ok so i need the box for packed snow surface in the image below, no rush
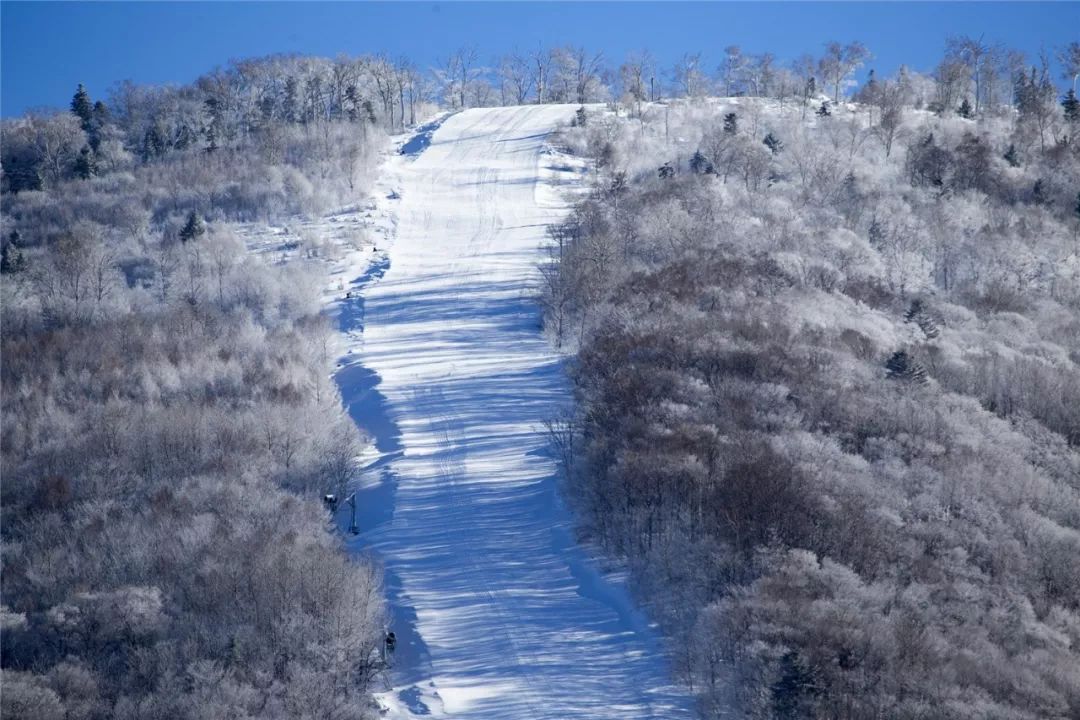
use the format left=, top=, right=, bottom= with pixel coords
left=331, top=105, right=695, bottom=718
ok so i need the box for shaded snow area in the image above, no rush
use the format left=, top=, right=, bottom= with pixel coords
left=324, top=105, right=696, bottom=718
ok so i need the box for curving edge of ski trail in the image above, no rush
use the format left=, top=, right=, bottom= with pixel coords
left=327, top=105, right=696, bottom=720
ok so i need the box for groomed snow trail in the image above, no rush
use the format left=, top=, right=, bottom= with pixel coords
left=337, top=105, right=695, bottom=719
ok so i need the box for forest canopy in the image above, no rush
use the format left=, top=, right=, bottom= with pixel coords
left=542, top=38, right=1080, bottom=720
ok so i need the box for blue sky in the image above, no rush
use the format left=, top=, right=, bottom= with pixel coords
left=2, top=2, right=1077, bottom=116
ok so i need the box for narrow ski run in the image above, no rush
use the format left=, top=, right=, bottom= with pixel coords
left=335, top=105, right=694, bottom=719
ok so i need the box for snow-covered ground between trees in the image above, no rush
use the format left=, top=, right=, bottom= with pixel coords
left=325, top=105, right=696, bottom=718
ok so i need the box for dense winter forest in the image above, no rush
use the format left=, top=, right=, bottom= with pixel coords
left=3, top=35, right=1080, bottom=720
left=544, top=39, right=1080, bottom=719
left=0, top=54, right=403, bottom=719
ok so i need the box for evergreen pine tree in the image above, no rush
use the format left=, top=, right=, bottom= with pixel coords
left=1003, top=144, right=1021, bottom=168
left=1032, top=179, right=1047, bottom=206
left=1063, top=89, right=1080, bottom=124
left=180, top=211, right=206, bottom=243
left=689, top=149, right=712, bottom=174
left=1, top=242, right=15, bottom=274
left=763, top=132, right=784, bottom=154
left=142, top=125, right=167, bottom=162
left=886, top=350, right=928, bottom=384
left=87, top=100, right=109, bottom=151
left=770, top=652, right=816, bottom=718
left=858, top=69, right=879, bottom=103
left=203, top=124, right=219, bottom=152
left=73, top=145, right=97, bottom=180
left=174, top=123, right=197, bottom=151
left=723, top=112, right=738, bottom=134
left=92, top=100, right=109, bottom=125
left=362, top=99, right=377, bottom=124
left=283, top=77, right=300, bottom=123
left=957, top=98, right=974, bottom=119
left=657, top=162, right=675, bottom=179
left=609, top=171, right=628, bottom=197
left=868, top=216, right=885, bottom=248
left=1, top=241, right=26, bottom=275
left=203, top=96, right=224, bottom=152
left=70, top=83, right=93, bottom=131
left=344, top=85, right=360, bottom=122
left=596, top=142, right=614, bottom=169
left=575, top=106, right=588, bottom=127
left=905, top=300, right=941, bottom=339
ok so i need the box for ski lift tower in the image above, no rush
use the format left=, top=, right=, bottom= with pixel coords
left=323, top=492, right=359, bottom=535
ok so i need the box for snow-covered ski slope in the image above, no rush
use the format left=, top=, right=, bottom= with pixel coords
left=335, top=105, right=695, bottom=718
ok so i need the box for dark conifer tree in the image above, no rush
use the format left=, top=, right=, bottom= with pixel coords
left=689, top=149, right=712, bottom=174
left=73, top=145, right=97, bottom=180
left=905, top=299, right=941, bottom=339
left=180, top=210, right=207, bottom=243
left=142, top=125, right=168, bottom=162
left=1, top=234, right=26, bottom=274
left=1063, top=89, right=1080, bottom=124
left=763, top=132, right=784, bottom=154
left=957, top=97, right=974, bottom=119
left=886, top=350, right=928, bottom=384
left=70, top=83, right=93, bottom=130
left=344, top=85, right=360, bottom=122
left=283, top=76, right=300, bottom=123
left=723, top=112, right=738, bottom=134
left=770, top=652, right=816, bottom=718
left=1003, top=143, right=1021, bottom=168
left=1032, top=179, right=1047, bottom=206
left=92, top=100, right=109, bottom=125
left=868, top=216, right=885, bottom=248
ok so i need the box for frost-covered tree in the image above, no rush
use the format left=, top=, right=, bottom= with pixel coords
left=544, top=87, right=1080, bottom=718
left=673, top=52, right=707, bottom=98
left=818, top=41, right=870, bottom=101
left=1059, top=40, right=1080, bottom=93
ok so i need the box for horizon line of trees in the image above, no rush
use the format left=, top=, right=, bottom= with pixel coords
left=4, top=39, right=1077, bottom=207
left=10, top=37, right=1080, bottom=122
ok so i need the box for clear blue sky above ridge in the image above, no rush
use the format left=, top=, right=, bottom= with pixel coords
left=2, top=1, right=1077, bottom=116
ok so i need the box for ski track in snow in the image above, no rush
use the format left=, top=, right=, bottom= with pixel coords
left=328, top=105, right=695, bottom=719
